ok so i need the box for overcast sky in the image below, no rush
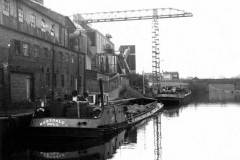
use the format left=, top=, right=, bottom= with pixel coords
left=45, top=0, right=240, bottom=79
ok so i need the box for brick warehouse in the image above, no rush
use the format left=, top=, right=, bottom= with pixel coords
left=0, top=0, right=86, bottom=109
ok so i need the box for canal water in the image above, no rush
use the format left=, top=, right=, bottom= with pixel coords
left=1, top=92, right=240, bottom=160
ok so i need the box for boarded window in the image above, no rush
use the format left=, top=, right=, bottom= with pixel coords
left=3, top=0, right=10, bottom=16
left=18, top=8, right=24, bottom=22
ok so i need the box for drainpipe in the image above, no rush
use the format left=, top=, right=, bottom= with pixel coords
left=83, top=37, right=87, bottom=93
left=2, top=63, right=8, bottom=112
left=83, top=53, right=86, bottom=93
left=77, top=39, right=80, bottom=93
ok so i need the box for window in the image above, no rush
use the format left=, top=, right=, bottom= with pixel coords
left=43, top=48, right=48, bottom=57
left=25, top=77, right=31, bottom=101
left=13, top=39, right=21, bottom=55
left=30, top=14, right=36, bottom=28
left=22, top=43, right=29, bottom=56
left=3, top=0, right=10, bottom=16
left=46, top=72, right=50, bottom=87
left=70, top=75, right=74, bottom=87
left=65, top=53, right=69, bottom=62
left=41, top=66, right=44, bottom=73
left=71, top=55, right=74, bottom=63
left=75, top=77, right=78, bottom=90
left=50, top=24, right=55, bottom=37
left=61, top=74, right=64, bottom=87
left=18, top=8, right=24, bottom=22
left=41, top=18, right=46, bottom=32
left=53, top=74, right=57, bottom=88
left=33, top=45, right=40, bottom=57
left=59, top=52, right=63, bottom=62
left=79, top=76, right=82, bottom=87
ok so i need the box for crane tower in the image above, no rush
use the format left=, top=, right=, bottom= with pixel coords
left=72, top=8, right=192, bottom=90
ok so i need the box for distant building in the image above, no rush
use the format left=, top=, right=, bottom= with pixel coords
left=119, top=45, right=136, bottom=73
left=75, top=28, right=120, bottom=93
left=144, top=72, right=180, bottom=87
left=86, top=30, right=116, bottom=74
left=162, top=72, right=179, bottom=81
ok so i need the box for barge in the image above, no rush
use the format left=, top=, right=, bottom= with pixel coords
left=155, top=89, right=191, bottom=106
left=28, top=97, right=162, bottom=138
left=28, top=81, right=163, bottom=138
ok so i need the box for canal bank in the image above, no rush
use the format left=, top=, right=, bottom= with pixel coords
left=0, top=112, right=32, bottom=159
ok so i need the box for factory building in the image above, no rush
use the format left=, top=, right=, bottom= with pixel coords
left=0, top=0, right=85, bottom=109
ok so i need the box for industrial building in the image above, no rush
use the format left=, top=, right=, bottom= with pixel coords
left=84, top=29, right=126, bottom=94
left=162, top=72, right=179, bottom=81
left=0, top=0, right=132, bottom=110
left=0, top=0, right=86, bottom=109
left=86, top=30, right=116, bottom=74
left=144, top=72, right=180, bottom=88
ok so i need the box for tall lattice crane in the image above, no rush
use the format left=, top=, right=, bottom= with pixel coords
left=72, top=8, right=193, bottom=90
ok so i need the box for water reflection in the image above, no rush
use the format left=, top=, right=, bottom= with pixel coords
left=153, top=116, right=162, bottom=160
left=30, top=130, right=126, bottom=160
left=162, top=103, right=240, bottom=160
left=124, top=127, right=137, bottom=144
left=162, top=105, right=180, bottom=117
left=0, top=126, right=141, bottom=160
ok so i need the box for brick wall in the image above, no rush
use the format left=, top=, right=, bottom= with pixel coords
left=10, top=73, right=32, bottom=102
left=0, top=0, right=88, bottom=107
left=0, top=26, right=85, bottom=104
left=0, top=0, right=70, bottom=46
